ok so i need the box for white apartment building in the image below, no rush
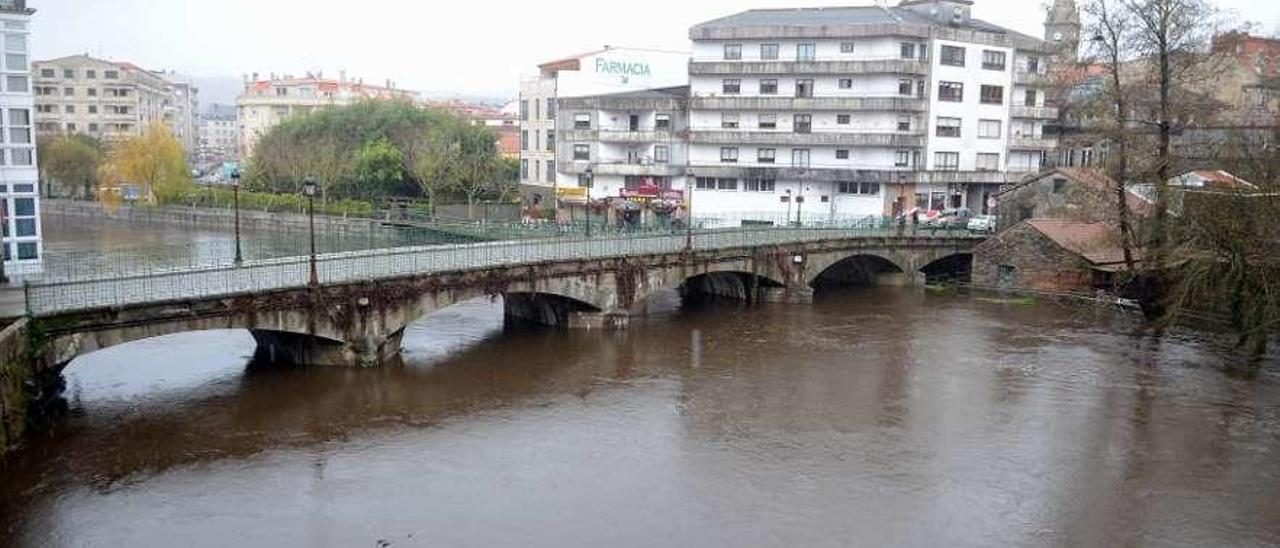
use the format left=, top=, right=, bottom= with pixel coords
left=0, top=0, right=40, bottom=272
left=160, top=74, right=199, bottom=155
left=236, top=73, right=419, bottom=159
left=32, top=54, right=172, bottom=141
left=555, top=0, right=1071, bottom=223
left=198, top=104, right=237, bottom=162
left=518, top=47, right=689, bottom=209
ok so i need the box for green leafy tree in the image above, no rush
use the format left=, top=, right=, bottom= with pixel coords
left=350, top=137, right=405, bottom=199
left=37, top=134, right=103, bottom=198
left=100, top=123, right=192, bottom=205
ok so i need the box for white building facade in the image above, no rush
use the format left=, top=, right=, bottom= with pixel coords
left=518, top=47, right=690, bottom=209
left=0, top=0, right=39, bottom=272
left=554, top=1, right=1061, bottom=225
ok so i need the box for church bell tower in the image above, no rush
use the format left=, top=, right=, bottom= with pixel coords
left=1045, top=0, right=1081, bottom=65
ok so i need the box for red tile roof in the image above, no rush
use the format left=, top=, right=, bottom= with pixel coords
left=1025, top=219, right=1132, bottom=267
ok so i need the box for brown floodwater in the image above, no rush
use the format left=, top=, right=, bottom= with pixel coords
left=1, top=285, right=1277, bottom=548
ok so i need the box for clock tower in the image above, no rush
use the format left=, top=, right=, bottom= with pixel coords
left=1045, top=0, right=1081, bottom=65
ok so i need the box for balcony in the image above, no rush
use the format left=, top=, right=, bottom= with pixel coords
left=562, top=161, right=685, bottom=177
left=684, top=165, right=1033, bottom=185
left=561, top=129, right=681, bottom=144
left=688, top=130, right=925, bottom=148
left=1008, top=136, right=1058, bottom=150
left=1010, top=105, right=1060, bottom=120
left=1013, top=71, right=1052, bottom=87
left=689, top=96, right=927, bottom=112
left=690, top=59, right=928, bottom=76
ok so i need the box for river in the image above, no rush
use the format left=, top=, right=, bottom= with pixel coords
left=1, top=215, right=1278, bottom=547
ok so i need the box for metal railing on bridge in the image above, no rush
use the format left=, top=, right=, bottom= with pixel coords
left=25, top=218, right=980, bottom=316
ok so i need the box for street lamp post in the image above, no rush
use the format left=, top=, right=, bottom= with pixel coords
left=231, top=169, right=243, bottom=265
left=303, top=176, right=319, bottom=288
left=584, top=165, right=594, bottom=240
left=0, top=198, right=9, bottom=286
left=685, top=169, right=695, bottom=251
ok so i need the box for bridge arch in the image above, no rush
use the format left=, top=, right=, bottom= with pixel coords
left=806, top=252, right=909, bottom=288
left=920, top=253, right=974, bottom=283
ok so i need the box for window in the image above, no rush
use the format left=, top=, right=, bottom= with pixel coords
left=38, top=68, right=52, bottom=78
left=837, top=182, right=881, bottom=195
left=66, top=123, right=76, bottom=132
left=840, top=42, right=855, bottom=53
left=976, top=153, right=1000, bottom=172
left=797, top=43, right=816, bottom=62
left=982, top=50, right=1007, bottom=71
left=792, top=148, right=811, bottom=168
left=759, top=79, right=778, bottom=95
left=547, top=98, right=556, bottom=119
left=716, top=178, right=738, bottom=191
left=935, top=152, right=960, bottom=171
left=17, top=242, right=37, bottom=261
left=63, top=87, right=74, bottom=96
left=724, top=44, right=742, bottom=60
left=86, top=69, right=96, bottom=79
left=936, top=117, right=961, bottom=138
left=573, top=113, right=591, bottom=129
left=695, top=177, right=716, bottom=190
left=793, top=114, right=811, bottom=133
left=547, top=161, right=556, bottom=182
left=1025, top=89, right=1038, bottom=107
left=88, top=123, right=98, bottom=132
left=838, top=78, right=853, bottom=89
left=4, top=34, right=24, bottom=53
left=573, top=144, right=590, bottom=161
left=3, top=53, right=24, bottom=71
left=723, top=79, right=741, bottom=95
left=10, top=149, right=31, bottom=165
left=745, top=178, right=776, bottom=192
left=520, top=130, right=529, bottom=150
left=720, top=147, right=739, bottom=163
left=980, top=85, right=1004, bottom=105
left=534, top=100, right=540, bottom=120
left=520, top=100, right=528, bottom=120
left=900, top=42, right=916, bottom=60
left=87, top=87, right=96, bottom=96
left=758, top=113, right=777, bottom=129
left=1027, top=56, right=1040, bottom=73
left=655, top=114, right=671, bottom=130
left=978, top=119, right=1002, bottom=139
left=761, top=44, right=779, bottom=60
left=941, top=45, right=966, bottom=67
left=795, top=79, right=813, bottom=98
left=721, top=112, right=739, bottom=129
left=939, top=81, right=964, bottom=102
left=63, top=68, right=74, bottom=78
left=5, top=75, right=25, bottom=93
left=655, top=146, right=669, bottom=163
left=534, top=160, right=541, bottom=182
left=64, top=105, right=74, bottom=114
left=104, top=70, right=119, bottom=79
left=898, top=79, right=913, bottom=96
left=895, top=150, right=911, bottom=167
left=837, top=114, right=851, bottom=125
left=998, top=265, right=1016, bottom=284
left=1053, top=177, right=1068, bottom=194
left=546, top=130, right=555, bottom=151
left=897, top=116, right=912, bottom=132
left=757, top=148, right=776, bottom=164
left=836, top=149, right=850, bottom=160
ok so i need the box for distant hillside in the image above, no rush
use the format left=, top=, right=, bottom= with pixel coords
left=189, top=75, right=243, bottom=110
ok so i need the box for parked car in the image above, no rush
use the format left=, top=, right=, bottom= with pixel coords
left=967, top=215, right=997, bottom=233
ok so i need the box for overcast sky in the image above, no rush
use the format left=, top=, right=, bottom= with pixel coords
left=33, top=0, right=1280, bottom=100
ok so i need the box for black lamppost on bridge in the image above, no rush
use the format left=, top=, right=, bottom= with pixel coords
left=303, top=176, right=319, bottom=288
left=584, top=165, right=594, bottom=240
left=685, top=168, right=695, bottom=251
left=231, top=168, right=243, bottom=265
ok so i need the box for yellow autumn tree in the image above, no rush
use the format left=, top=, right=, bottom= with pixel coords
left=99, top=123, right=192, bottom=205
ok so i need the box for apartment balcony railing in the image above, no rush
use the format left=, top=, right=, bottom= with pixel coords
left=561, top=129, right=682, bottom=144
left=690, top=59, right=929, bottom=76
left=1009, top=105, right=1060, bottom=120
left=1008, top=136, right=1058, bottom=150
left=1013, top=71, right=1052, bottom=86
left=689, top=95, right=927, bottom=112
left=562, top=161, right=685, bottom=177
left=688, top=130, right=926, bottom=148
left=685, top=165, right=1033, bottom=185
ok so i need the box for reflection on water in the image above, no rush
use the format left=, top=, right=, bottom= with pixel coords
left=1, top=288, right=1279, bottom=548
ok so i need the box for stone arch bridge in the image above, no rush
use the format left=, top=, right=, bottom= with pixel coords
left=25, top=230, right=977, bottom=370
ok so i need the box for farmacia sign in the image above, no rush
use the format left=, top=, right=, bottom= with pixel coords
left=594, top=57, right=651, bottom=84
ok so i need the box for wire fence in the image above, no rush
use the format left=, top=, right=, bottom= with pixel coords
left=26, top=221, right=979, bottom=317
